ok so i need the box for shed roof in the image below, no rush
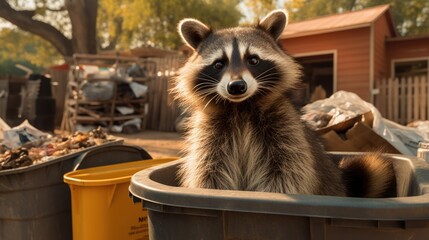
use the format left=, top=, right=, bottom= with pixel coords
left=281, top=4, right=396, bottom=39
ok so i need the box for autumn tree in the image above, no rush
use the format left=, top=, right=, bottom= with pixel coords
left=99, top=0, right=242, bottom=50
left=241, top=0, right=277, bottom=23
left=0, top=0, right=242, bottom=64
left=0, top=28, right=62, bottom=66
left=0, top=0, right=97, bottom=62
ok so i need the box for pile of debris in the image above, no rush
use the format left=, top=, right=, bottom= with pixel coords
left=302, top=91, right=428, bottom=156
left=0, top=121, right=114, bottom=170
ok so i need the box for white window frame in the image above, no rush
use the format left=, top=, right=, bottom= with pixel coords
left=391, top=57, right=429, bottom=80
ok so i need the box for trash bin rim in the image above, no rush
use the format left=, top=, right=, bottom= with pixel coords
left=129, top=154, right=429, bottom=221
left=64, top=158, right=178, bottom=186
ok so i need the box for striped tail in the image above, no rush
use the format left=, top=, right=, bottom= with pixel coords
left=339, top=154, right=397, bottom=198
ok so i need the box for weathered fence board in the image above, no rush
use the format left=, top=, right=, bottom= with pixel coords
left=375, top=75, right=428, bottom=125
left=146, top=56, right=186, bottom=131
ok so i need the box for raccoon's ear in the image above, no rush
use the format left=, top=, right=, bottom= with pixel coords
left=258, top=10, right=288, bottom=40
left=178, top=18, right=211, bottom=50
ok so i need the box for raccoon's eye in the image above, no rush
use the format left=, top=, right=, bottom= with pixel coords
left=213, top=61, right=225, bottom=70
left=247, top=56, right=260, bottom=66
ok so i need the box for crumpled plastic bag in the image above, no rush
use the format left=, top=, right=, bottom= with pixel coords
left=0, top=117, right=11, bottom=141
left=1, top=120, right=51, bottom=149
left=302, top=91, right=424, bottom=156
left=407, top=121, right=429, bottom=140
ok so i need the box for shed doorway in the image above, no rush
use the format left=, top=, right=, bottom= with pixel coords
left=294, top=53, right=334, bottom=105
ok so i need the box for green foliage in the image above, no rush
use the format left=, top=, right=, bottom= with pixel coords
left=98, top=0, right=243, bottom=50
left=1, top=0, right=243, bottom=56
left=145, top=0, right=243, bottom=49
left=0, top=59, right=45, bottom=77
left=358, top=0, right=429, bottom=35
left=241, top=0, right=277, bottom=23
left=0, top=28, right=62, bottom=68
left=284, top=0, right=429, bottom=36
left=2, top=0, right=426, bottom=64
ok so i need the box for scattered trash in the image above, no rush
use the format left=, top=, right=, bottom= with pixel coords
left=116, top=106, right=135, bottom=115
left=0, top=117, right=10, bottom=141
left=1, top=120, right=50, bottom=149
left=111, top=118, right=142, bottom=133
left=129, top=82, right=148, bottom=98
left=81, top=81, right=115, bottom=101
left=0, top=123, right=115, bottom=170
left=302, top=91, right=425, bottom=155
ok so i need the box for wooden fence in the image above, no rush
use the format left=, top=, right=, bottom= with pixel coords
left=374, top=75, right=428, bottom=125
left=145, top=56, right=186, bottom=131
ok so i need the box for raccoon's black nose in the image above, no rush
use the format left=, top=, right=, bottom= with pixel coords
left=227, top=80, right=247, bottom=95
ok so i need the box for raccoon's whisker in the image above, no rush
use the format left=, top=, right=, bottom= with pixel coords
left=254, top=67, right=276, bottom=79
left=257, top=89, right=272, bottom=98
left=256, top=74, right=282, bottom=82
left=193, top=82, right=211, bottom=88
left=202, top=94, right=217, bottom=112
left=194, top=84, right=217, bottom=91
left=256, top=84, right=276, bottom=95
left=257, top=72, right=282, bottom=79
left=199, top=72, right=219, bottom=82
left=195, top=89, right=215, bottom=97
left=256, top=80, right=281, bottom=87
left=257, top=78, right=281, bottom=84
left=194, top=82, right=217, bottom=89
left=193, top=83, right=216, bottom=91
left=215, top=95, right=223, bottom=104
left=196, top=86, right=217, bottom=93
left=254, top=66, right=278, bottom=79
left=257, top=81, right=278, bottom=89
left=258, top=79, right=278, bottom=85
left=197, top=91, right=216, bottom=101
left=256, top=86, right=271, bottom=94
left=257, top=84, right=275, bottom=89
left=196, top=77, right=218, bottom=83
left=197, top=87, right=217, bottom=99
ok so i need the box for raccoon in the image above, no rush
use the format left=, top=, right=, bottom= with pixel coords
left=174, top=10, right=396, bottom=197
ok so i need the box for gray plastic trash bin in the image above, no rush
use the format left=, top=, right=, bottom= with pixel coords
left=0, top=140, right=122, bottom=240
left=129, top=153, right=429, bottom=240
left=73, top=144, right=152, bottom=170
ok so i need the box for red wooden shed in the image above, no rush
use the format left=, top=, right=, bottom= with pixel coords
left=280, top=4, right=429, bottom=104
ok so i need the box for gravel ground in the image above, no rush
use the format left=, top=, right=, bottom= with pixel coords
left=112, top=130, right=185, bottom=159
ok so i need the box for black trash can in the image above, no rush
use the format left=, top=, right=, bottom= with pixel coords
left=29, top=74, right=56, bottom=132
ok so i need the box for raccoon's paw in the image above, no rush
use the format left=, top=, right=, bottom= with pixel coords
left=339, top=154, right=397, bottom=198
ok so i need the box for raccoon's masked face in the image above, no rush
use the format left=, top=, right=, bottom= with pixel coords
left=176, top=10, right=300, bottom=110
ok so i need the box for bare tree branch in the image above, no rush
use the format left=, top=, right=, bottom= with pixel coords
left=20, top=10, right=36, bottom=18
left=0, top=0, right=73, bottom=57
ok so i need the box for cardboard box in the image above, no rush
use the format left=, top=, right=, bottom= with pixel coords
left=318, top=112, right=400, bottom=153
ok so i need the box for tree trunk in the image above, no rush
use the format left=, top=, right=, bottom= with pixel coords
left=65, top=0, right=98, bottom=54
left=0, top=0, right=99, bottom=62
left=0, top=0, right=73, bottom=58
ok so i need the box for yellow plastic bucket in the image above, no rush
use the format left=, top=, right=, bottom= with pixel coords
left=64, top=158, right=177, bottom=240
